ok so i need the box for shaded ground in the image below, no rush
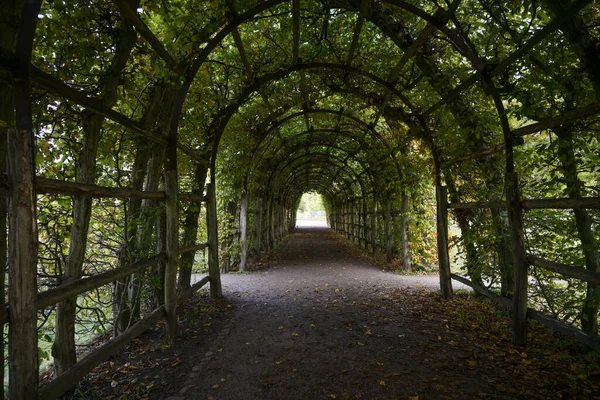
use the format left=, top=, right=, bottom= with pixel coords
left=77, top=226, right=600, bottom=400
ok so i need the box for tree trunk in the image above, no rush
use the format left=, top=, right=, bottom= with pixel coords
left=491, top=208, right=513, bottom=297
left=436, top=183, right=453, bottom=298
left=54, top=7, right=137, bottom=370
left=206, top=182, right=222, bottom=299
left=178, top=163, right=208, bottom=290
left=555, top=127, right=600, bottom=333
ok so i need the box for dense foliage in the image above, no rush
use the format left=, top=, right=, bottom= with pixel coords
left=1, top=0, right=599, bottom=395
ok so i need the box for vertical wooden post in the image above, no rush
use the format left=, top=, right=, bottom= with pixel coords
left=363, top=201, right=368, bottom=250
left=371, top=201, right=377, bottom=254
left=385, top=197, right=392, bottom=264
left=206, top=182, right=222, bottom=299
left=7, top=129, right=39, bottom=399
left=401, top=190, right=411, bottom=270
left=436, top=184, right=453, bottom=298
left=269, top=198, right=275, bottom=249
left=349, top=200, right=354, bottom=240
left=0, top=109, right=8, bottom=399
left=163, top=168, right=178, bottom=340
left=507, top=172, right=528, bottom=345
left=239, top=191, right=248, bottom=271
left=254, top=198, right=262, bottom=263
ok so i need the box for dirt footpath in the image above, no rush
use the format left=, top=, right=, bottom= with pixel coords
left=166, top=227, right=505, bottom=400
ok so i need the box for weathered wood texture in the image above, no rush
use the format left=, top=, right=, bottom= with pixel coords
left=39, top=306, right=166, bottom=400
left=528, top=255, right=600, bottom=285
left=177, top=275, right=211, bottom=302
left=36, top=254, right=166, bottom=313
left=37, top=177, right=166, bottom=200
left=521, top=197, right=600, bottom=210
left=8, top=128, right=39, bottom=399
left=164, top=169, right=179, bottom=340
left=451, top=274, right=600, bottom=350
left=506, top=173, right=528, bottom=346
left=179, top=242, right=209, bottom=255
left=206, top=183, right=222, bottom=299
left=436, top=184, right=453, bottom=298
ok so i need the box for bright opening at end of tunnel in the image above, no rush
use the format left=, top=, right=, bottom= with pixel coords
left=296, top=192, right=328, bottom=228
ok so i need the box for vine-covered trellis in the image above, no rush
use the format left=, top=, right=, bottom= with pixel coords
left=1, top=0, right=599, bottom=398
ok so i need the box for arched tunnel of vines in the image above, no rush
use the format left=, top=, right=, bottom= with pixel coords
left=1, top=0, right=600, bottom=398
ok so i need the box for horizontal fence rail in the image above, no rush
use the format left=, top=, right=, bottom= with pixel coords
left=451, top=274, right=600, bottom=350
left=39, top=306, right=167, bottom=400
left=448, top=197, right=600, bottom=210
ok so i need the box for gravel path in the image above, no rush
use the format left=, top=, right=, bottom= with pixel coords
left=168, top=226, right=477, bottom=400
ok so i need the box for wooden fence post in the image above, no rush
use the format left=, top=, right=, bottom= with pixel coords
left=7, top=129, right=39, bottom=399
left=401, top=190, right=411, bottom=270
left=254, top=198, right=262, bottom=263
left=239, top=191, right=248, bottom=271
left=385, top=197, right=392, bottom=264
left=206, top=182, right=222, bottom=299
left=371, top=201, right=378, bottom=254
left=363, top=201, right=368, bottom=250
left=436, top=184, right=453, bottom=298
left=163, top=168, right=178, bottom=340
left=507, top=172, right=528, bottom=346
left=349, top=200, right=354, bottom=240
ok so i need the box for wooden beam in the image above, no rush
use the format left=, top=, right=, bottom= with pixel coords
left=436, top=184, right=452, bottom=298
left=506, top=173, right=528, bottom=346
left=443, top=144, right=505, bottom=167
left=423, top=0, right=593, bottom=117
left=178, top=242, right=209, bottom=255
left=231, top=28, right=274, bottom=113
left=442, top=103, right=600, bottom=167
left=528, top=255, right=600, bottom=285
left=180, top=192, right=207, bottom=203
left=522, top=197, right=600, bottom=210
left=385, top=197, right=392, bottom=264
left=206, top=183, right=222, bottom=298
left=7, top=129, right=39, bottom=400
left=36, top=177, right=166, bottom=200
left=346, top=0, right=369, bottom=65
left=371, top=0, right=459, bottom=126
left=239, top=191, right=249, bottom=271
left=111, top=0, right=183, bottom=75
left=254, top=198, right=263, bottom=263
left=450, top=273, right=512, bottom=309
left=0, top=57, right=208, bottom=166
left=39, top=306, right=166, bottom=399
left=164, top=169, right=179, bottom=341
left=513, top=103, right=600, bottom=137
left=451, top=273, right=600, bottom=350
left=448, top=200, right=505, bottom=210
left=34, top=254, right=166, bottom=313
left=292, top=0, right=300, bottom=64
left=177, top=275, right=211, bottom=302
